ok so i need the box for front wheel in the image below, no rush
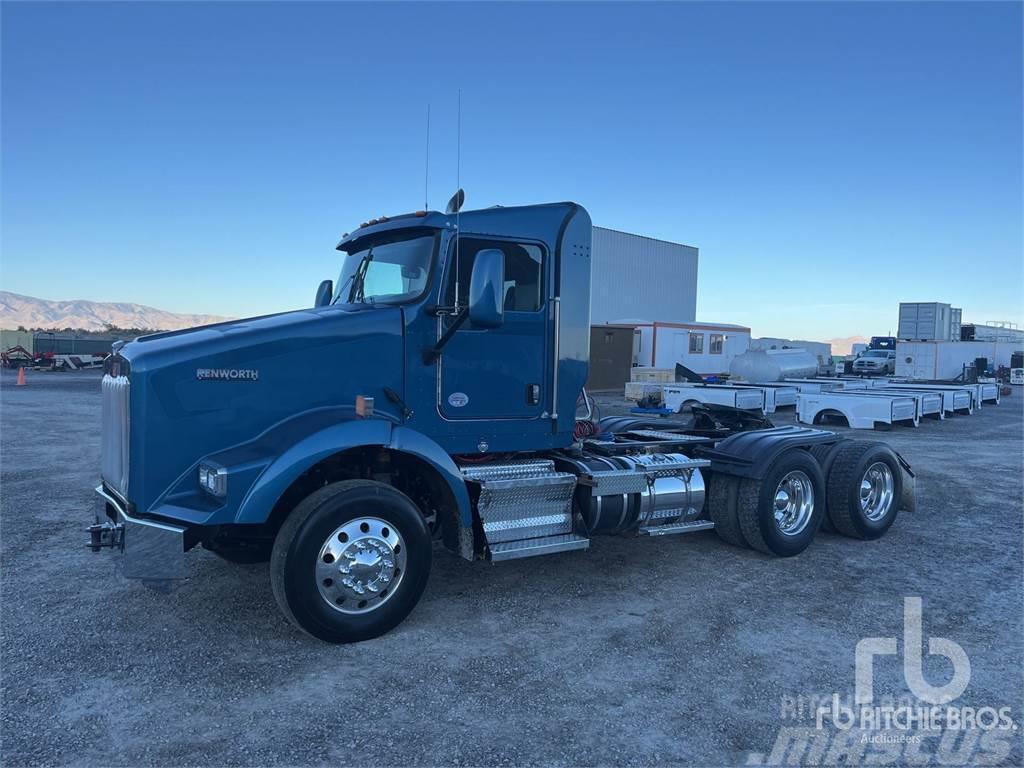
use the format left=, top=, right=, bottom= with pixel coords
left=270, top=480, right=432, bottom=643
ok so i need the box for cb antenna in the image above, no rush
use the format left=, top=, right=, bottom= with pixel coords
left=424, top=104, right=430, bottom=211
left=454, top=89, right=462, bottom=310
left=443, top=95, right=465, bottom=309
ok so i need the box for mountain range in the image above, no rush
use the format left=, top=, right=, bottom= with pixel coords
left=1, top=290, right=868, bottom=354
left=0, top=291, right=232, bottom=332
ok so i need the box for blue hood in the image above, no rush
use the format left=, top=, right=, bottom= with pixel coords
left=119, top=304, right=404, bottom=512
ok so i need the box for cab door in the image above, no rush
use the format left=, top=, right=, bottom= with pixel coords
left=437, top=237, right=548, bottom=420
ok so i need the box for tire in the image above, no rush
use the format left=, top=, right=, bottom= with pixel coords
left=826, top=441, right=902, bottom=540
left=677, top=399, right=700, bottom=415
left=707, top=472, right=747, bottom=548
left=809, top=441, right=851, bottom=533
left=735, top=450, right=825, bottom=557
left=270, top=479, right=432, bottom=643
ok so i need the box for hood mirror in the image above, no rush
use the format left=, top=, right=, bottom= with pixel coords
left=314, top=279, right=333, bottom=308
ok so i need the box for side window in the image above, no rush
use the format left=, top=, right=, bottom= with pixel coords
left=446, top=238, right=544, bottom=311
left=709, top=334, right=724, bottom=354
left=689, top=332, right=704, bottom=354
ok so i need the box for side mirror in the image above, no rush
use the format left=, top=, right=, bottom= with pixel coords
left=468, top=249, right=504, bottom=329
left=314, top=279, right=333, bottom=308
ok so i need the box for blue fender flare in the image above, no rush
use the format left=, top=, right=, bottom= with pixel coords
left=233, top=419, right=472, bottom=528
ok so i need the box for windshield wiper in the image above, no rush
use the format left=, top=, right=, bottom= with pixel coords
left=345, top=248, right=375, bottom=304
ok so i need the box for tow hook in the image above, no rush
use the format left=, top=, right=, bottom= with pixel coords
left=87, top=520, right=124, bottom=552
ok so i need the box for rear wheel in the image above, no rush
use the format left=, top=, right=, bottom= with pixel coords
left=735, top=450, right=825, bottom=557
left=826, top=442, right=902, bottom=539
left=270, top=480, right=432, bottom=643
left=809, top=441, right=850, bottom=533
left=707, top=472, right=747, bottom=548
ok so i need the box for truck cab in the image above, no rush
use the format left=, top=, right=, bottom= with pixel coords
left=90, top=198, right=913, bottom=643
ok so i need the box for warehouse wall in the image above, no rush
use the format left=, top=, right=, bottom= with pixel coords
left=590, top=227, right=697, bottom=325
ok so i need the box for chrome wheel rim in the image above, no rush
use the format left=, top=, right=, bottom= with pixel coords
left=859, top=462, right=894, bottom=522
left=316, top=517, right=406, bottom=615
left=773, top=470, right=814, bottom=536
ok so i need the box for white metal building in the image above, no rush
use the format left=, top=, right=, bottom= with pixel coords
left=590, top=227, right=698, bottom=325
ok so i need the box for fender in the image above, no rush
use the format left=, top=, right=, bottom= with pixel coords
left=698, top=425, right=839, bottom=480
left=234, top=420, right=472, bottom=528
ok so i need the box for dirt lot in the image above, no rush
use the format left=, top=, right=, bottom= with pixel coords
left=2, top=369, right=1022, bottom=767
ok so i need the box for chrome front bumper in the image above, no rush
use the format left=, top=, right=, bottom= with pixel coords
left=90, top=485, right=187, bottom=580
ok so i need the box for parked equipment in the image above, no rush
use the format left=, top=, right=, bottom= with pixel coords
left=844, top=389, right=944, bottom=422
left=726, top=382, right=798, bottom=413
left=729, top=348, right=817, bottom=383
left=796, top=391, right=920, bottom=429
left=88, top=197, right=915, bottom=644
left=662, top=383, right=766, bottom=414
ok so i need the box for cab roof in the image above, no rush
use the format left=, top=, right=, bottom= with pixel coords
left=336, top=201, right=584, bottom=251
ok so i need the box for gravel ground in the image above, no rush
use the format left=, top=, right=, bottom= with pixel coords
left=1, top=369, right=1022, bottom=767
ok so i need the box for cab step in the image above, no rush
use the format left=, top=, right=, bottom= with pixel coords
left=488, top=533, right=590, bottom=562
left=461, top=459, right=579, bottom=557
left=639, top=520, right=715, bottom=536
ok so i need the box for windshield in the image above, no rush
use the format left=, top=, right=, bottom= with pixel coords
left=864, top=350, right=890, bottom=358
left=334, top=230, right=436, bottom=305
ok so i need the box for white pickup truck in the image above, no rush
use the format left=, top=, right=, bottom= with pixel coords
left=853, top=349, right=896, bottom=376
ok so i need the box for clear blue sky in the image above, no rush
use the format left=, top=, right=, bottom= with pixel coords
left=2, top=1, right=1021, bottom=342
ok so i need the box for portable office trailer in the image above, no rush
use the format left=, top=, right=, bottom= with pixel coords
left=898, top=302, right=954, bottom=341
left=625, top=321, right=751, bottom=376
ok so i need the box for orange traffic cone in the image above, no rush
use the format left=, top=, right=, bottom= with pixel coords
left=16, top=367, right=26, bottom=386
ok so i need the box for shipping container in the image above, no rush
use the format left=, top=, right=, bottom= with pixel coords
left=898, top=302, right=954, bottom=341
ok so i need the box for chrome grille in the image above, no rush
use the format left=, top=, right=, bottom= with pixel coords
left=101, top=374, right=130, bottom=498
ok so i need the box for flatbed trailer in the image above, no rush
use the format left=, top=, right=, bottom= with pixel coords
left=662, top=383, right=766, bottom=414
left=797, top=390, right=920, bottom=429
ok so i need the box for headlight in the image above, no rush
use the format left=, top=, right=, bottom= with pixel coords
left=198, top=463, right=227, bottom=498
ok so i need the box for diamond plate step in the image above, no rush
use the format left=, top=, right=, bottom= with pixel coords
left=639, top=520, right=715, bottom=536
left=488, top=533, right=590, bottom=562
left=462, top=460, right=578, bottom=546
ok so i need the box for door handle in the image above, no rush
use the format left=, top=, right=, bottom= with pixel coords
left=526, top=384, right=540, bottom=405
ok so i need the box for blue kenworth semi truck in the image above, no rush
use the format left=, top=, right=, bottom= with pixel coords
left=89, top=199, right=914, bottom=643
